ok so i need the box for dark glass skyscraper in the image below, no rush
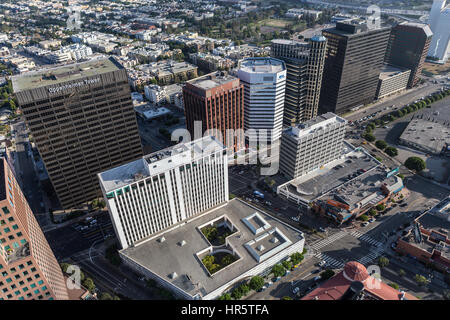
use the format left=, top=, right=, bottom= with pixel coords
left=271, top=36, right=327, bottom=126
left=385, top=22, right=433, bottom=88
left=12, top=58, right=143, bottom=210
left=319, top=21, right=391, bottom=115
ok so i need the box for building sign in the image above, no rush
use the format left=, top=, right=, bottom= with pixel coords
left=386, top=167, right=399, bottom=178
left=48, top=78, right=100, bottom=94
left=326, top=199, right=350, bottom=210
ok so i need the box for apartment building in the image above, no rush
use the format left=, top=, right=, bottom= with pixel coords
left=98, top=136, right=229, bottom=249
left=279, top=112, right=347, bottom=180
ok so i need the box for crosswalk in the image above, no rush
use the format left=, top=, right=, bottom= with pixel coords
left=349, top=230, right=383, bottom=247
left=355, top=246, right=384, bottom=266
left=309, top=231, right=348, bottom=251
left=315, top=252, right=345, bottom=269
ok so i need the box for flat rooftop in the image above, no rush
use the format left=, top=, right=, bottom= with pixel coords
left=11, top=57, right=121, bottom=93
left=279, top=143, right=380, bottom=202
left=239, top=57, right=285, bottom=74
left=399, top=118, right=450, bottom=154
left=379, top=64, right=410, bottom=80
left=120, top=199, right=304, bottom=299
left=284, top=112, right=347, bottom=140
left=187, top=72, right=237, bottom=90
left=99, top=136, right=225, bottom=193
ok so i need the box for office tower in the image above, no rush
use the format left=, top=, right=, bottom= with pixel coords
left=0, top=158, right=69, bottom=300
left=319, top=20, right=391, bottom=115
left=98, top=136, right=228, bottom=249
left=385, top=22, right=433, bottom=88
left=271, top=36, right=327, bottom=126
left=183, top=72, right=245, bottom=152
left=427, top=0, right=450, bottom=63
left=279, top=112, right=347, bottom=180
left=12, top=58, right=143, bottom=210
left=237, top=57, right=286, bottom=143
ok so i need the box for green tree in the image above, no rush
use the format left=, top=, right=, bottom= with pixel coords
left=219, top=293, right=232, bottom=300
left=378, top=256, right=389, bottom=268
left=320, top=269, right=335, bottom=281
left=363, top=132, right=376, bottom=142
left=282, top=260, right=292, bottom=271
left=389, top=282, right=399, bottom=290
left=385, top=146, right=398, bottom=157
left=414, top=274, right=428, bottom=286
left=398, top=269, right=406, bottom=277
left=272, top=264, right=286, bottom=277
left=375, top=140, right=388, bottom=150
left=398, top=173, right=405, bottom=180
left=290, top=252, right=304, bottom=265
left=359, top=214, right=369, bottom=221
left=82, top=278, right=96, bottom=293
left=60, top=263, right=70, bottom=273
left=405, top=157, right=426, bottom=172
left=100, top=292, right=113, bottom=300
left=281, top=296, right=293, bottom=300
left=369, top=209, right=377, bottom=216
left=249, top=276, right=265, bottom=291
left=376, top=204, right=386, bottom=211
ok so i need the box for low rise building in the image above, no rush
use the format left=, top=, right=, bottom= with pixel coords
left=376, top=64, right=411, bottom=99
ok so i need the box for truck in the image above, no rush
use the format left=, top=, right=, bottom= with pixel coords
left=253, top=190, right=265, bottom=199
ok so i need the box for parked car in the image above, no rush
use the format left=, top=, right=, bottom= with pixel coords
left=400, top=203, right=408, bottom=208
left=318, top=260, right=327, bottom=268
left=312, top=269, right=320, bottom=274
left=313, top=276, right=321, bottom=282
left=292, top=287, right=300, bottom=294
left=361, top=222, right=369, bottom=227
left=368, top=218, right=375, bottom=223
left=318, top=227, right=326, bottom=233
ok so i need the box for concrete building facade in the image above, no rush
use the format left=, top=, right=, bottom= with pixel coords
left=279, top=112, right=347, bottom=180
left=98, top=136, right=229, bottom=249
left=376, top=65, right=411, bottom=99
left=12, top=58, right=143, bottom=210
left=237, top=57, right=286, bottom=143
left=0, top=158, right=69, bottom=300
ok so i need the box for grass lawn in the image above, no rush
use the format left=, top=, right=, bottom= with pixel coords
left=422, top=60, right=450, bottom=75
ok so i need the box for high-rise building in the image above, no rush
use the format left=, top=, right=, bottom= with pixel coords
left=319, top=20, right=391, bottom=115
left=271, top=36, right=327, bottom=126
left=427, top=0, right=450, bottom=63
left=237, top=57, right=286, bottom=143
left=98, top=136, right=229, bottom=249
left=0, top=157, right=69, bottom=300
left=183, top=72, right=245, bottom=152
left=385, top=22, right=433, bottom=88
left=279, top=112, right=347, bottom=180
left=12, top=58, right=143, bottom=210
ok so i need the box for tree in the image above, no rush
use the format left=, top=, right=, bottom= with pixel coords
left=389, top=282, right=399, bottom=290
left=398, top=269, right=406, bottom=277
left=385, top=146, right=398, bottom=157
left=281, top=296, right=293, bottom=300
left=375, top=140, right=388, bottom=150
left=282, top=260, right=292, bottom=271
left=376, top=204, right=385, bottom=211
left=405, top=157, right=426, bottom=172
left=249, top=276, right=265, bottom=291
left=60, top=263, right=70, bottom=273
left=378, top=256, right=389, bottom=268
left=363, top=132, right=376, bottom=142
left=100, top=292, right=113, bottom=300
left=398, top=173, right=405, bottom=180
left=414, top=274, right=428, bottom=286
left=82, top=278, right=96, bottom=293
left=272, top=264, right=286, bottom=277
left=320, top=269, right=335, bottom=281
left=359, top=214, right=369, bottom=221
left=290, top=252, right=304, bottom=265
left=219, top=293, right=232, bottom=300
left=369, top=209, right=377, bottom=216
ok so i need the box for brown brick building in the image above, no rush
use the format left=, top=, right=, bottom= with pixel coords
left=0, top=157, right=69, bottom=300
left=183, top=72, right=244, bottom=152
left=12, top=58, right=143, bottom=210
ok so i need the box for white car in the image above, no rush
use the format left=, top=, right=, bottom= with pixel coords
left=291, top=216, right=299, bottom=222
left=292, top=287, right=300, bottom=294
left=318, top=260, right=327, bottom=267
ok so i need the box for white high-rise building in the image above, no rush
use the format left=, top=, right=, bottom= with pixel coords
left=428, top=0, right=450, bottom=63
left=279, top=112, right=347, bottom=180
left=238, top=57, right=286, bottom=143
left=98, top=136, right=229, bottom=249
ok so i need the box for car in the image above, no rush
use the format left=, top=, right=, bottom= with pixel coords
left=361, top=222, right=369, bottom=227
left=318, top=260, right=327, bottom=268
left=292, top=287, right=300, bottom=294
left=368, top=218, right=375, bottom=223
left=318, top=227, right=326, bottom=232
left=313, top=276, right=321, bottom=282
left=312, top=269, right=320, bottom=274
left=400, top=203, right=408, bottom=207
left=291, top=216, right=300, bottom=222
left=274, top=276, right=282, bottom=282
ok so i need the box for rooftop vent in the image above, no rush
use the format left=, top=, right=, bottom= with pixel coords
left=256, top=244, right=265, bottom=251
left=270, top=237, right=279, bottom=244
left=179, top=240, right=186, bottom=246
left=169, top=272, right=178, bottom=279
left=158, top=236, right=166, bottom=243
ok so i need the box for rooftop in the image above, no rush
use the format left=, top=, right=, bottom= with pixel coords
left=186, top=71, right=238, bottom=91
left=11, top=57, right=121, bottom=93
left=284, top=112, right=347, bottom=140
left=379, top=64, right=410, bottom=80
left=98, top=136, right=225, bottom=193
left=120, top=199, right=304, bottom=299
left=239, top=57, right=285, bottom=74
